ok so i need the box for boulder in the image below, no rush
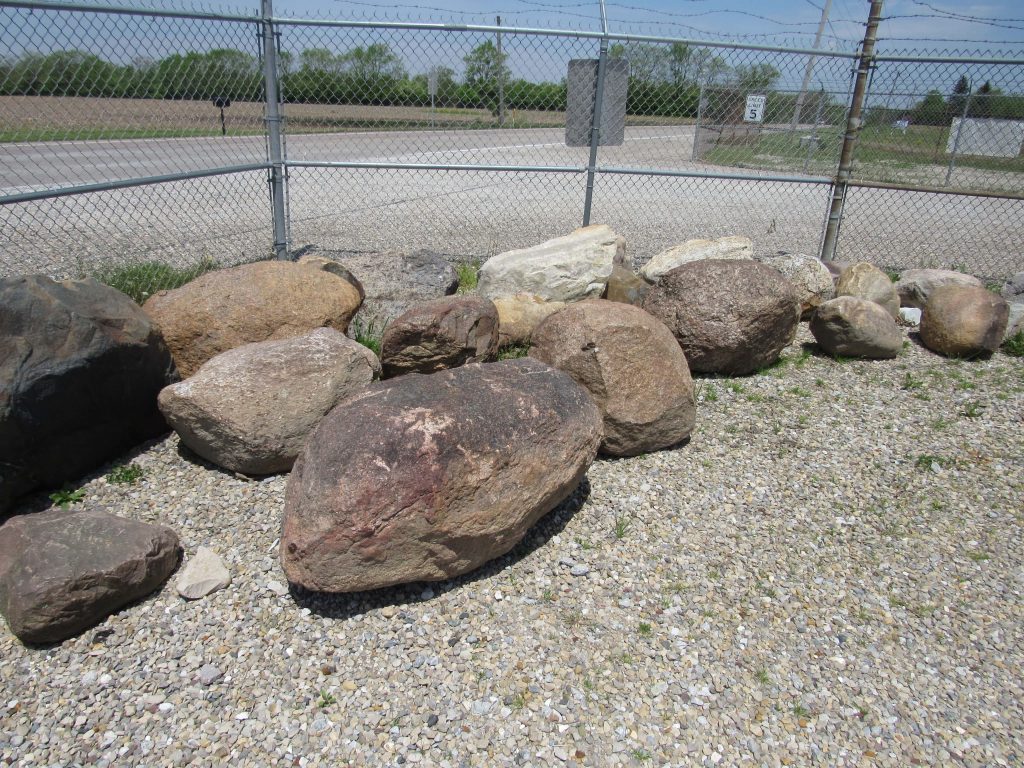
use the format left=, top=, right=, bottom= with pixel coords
left=895, top=268, right=983, bottom=309
left=0, top=508, right=180, bottom=643
left=297, top=254, right=365, bottom=302
left=640, top=236, right=753, bottom=284
left=143, top=260, right=362, bottom=378
left=603, top=264, right=650, bottom=306
left=380, top=296, right=499, bottom=378
left=920, top=285, right=1009, bottom=357
left=810, top=297, right=903, bottom=359
left=640, top=260, right=801, bottom=375
left=1005, top=301, right=1024, bottom=341
left=492, top=294, right=566, bottom=348
left=176, top=546, right=231, bottom=600
left=477, top=225, right=628, bottom=302
left=529, top=300, right=695, bottom=457
left=159, top=328, right=379, bottom=475
left=821, top=259, right=853, bottom=281
left=322, top=249, right=459, bottom=333
left=834, top=263, right=900, bottom=319
left=280, top=358, right=602, bottom=593
left=1000, top=271, right=1024, bottom=302
left=0, top=276, right=177, bottom=513
left=759, top=253, right=834, bottom=318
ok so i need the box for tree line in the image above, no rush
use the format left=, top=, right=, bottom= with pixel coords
left=0, top=41, right=864, bottom=122
left=867, top=75, right=1024, bottom=127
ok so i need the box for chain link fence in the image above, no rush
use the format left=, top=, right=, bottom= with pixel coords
left=1, top=0, right=1022, bottom=300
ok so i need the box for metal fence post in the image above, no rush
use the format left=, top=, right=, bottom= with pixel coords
left=581, top=0, right=609, bottom=227
left=820, top=0, right=883, bottom=263
left=261, top=0, right=289, bottom=260
left=945, top=81, right=972, bottom=186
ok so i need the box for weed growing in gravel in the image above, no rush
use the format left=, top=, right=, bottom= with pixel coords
left=901, top=372, right=924, bottom=390
left=1003, top=331, right=1024, bottom=357
left=351, top=318, right=384, bottom=357
left=884, top=268, right=900, bottom=282
left=814, top=377, right=826, bottom=387
left=630, top=748, right=653, bottom=762
left=725, top=381, right=745, bottom=394
left=967, top=550, right=991, bottom=562
left=542, top=588, right=555, bottom=602
left=613, top=515, right=630, bottom=539
left=497, top=344, right=530, bottom=360
left=317, top=690, right=336, bottom=708
left=575, top=537, right=593, bottom=551
left=106, top=463, right=144, bottom=484
left=756, top=581, right=778, bottom=598
left=788, top=386, right=811, bottom=398
left=915, top=454, right=958, bottom=471
left=93, top=258, right=217, bottom=304
left=931, top=417, right=949, bottom=430
left=49, top=488, right=86, bottom=508
left=509, top=692, right=526, bottom=710
left=792, top=703, right=811, bottom=719
left=637, top=622, right=653, bottom=637
left=746, top=392, right=766, bottom=403
left=456, top=260, right=480, bottom=293
left=700, top=382, right=719, bottom=402
left=755, top=669, right=771, bottom=685
left=961, top=401, right=985, bottom=418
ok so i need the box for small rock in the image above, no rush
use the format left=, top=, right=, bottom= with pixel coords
left=176, top=547, right=231, bottom=600
left=266, top=580, right=288, bottom=597
left=570, top=565, right=590, bottom=577
left=198, top=664, right=223, bottom=686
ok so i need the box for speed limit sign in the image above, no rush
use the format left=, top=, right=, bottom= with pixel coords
left=744, top=94, right=767, bottom=123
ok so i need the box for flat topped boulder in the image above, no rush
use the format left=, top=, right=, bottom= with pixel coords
left=641, top=259, right=801, bottom=375
left=640, top=235, right=753, bottom=284
left=529, top=299, right=695, bottom=457
left=835, top=263, right=900, bottom=319
left=281, top=358, right=602, bottom=593
left=380, top=295, right=499, bottom=378
left=0, top=508, right=180, bottom=644
left=810, top=296, right=903, bottom=359
left=920, top=285, right=1008, bottom=357
left=158, top=328, right=380, bottom=475
left=142, top=260, right=363, bottom=378
left=896, top=268, right=983, bottom=309
left=0, top=275, right=176, bottom=513
left=477, top=225, right=628, bottom=302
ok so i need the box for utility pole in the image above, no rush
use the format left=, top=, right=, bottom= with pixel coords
left=791, top=0, right=832, bottom=129
left=820, top=0, right=883, bottom=263
left=496, top=16, right=506, bottom=128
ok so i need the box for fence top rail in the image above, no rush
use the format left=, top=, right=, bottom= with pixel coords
left=0, top=0, right=257, bottom=23
left=872, top=52, right=1024, bottom=65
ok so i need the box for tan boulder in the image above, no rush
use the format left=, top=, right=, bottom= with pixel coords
left=529, top=299, right=695, bottom=457
left=143, top=260, right=362, bottom=377
left=920, top=285, right=1009, bottom=357
left=760, top=253, right=835, bottom=318
left=810, top=297, right=903, bottom=359
left=492, top=293, right=566, bottom=347
left=835, top=263, right=900, bottom=319
left=603, top=264, right=650, bottom=306
left=895, top=268, right=982, bottom=309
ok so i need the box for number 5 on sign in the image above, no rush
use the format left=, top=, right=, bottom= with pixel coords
left=744, top=94, right=767, bottom=123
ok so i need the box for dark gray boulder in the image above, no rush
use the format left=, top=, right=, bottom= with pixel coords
left=0, top=507, right=180, bottom=644
left=0, top=276, right=177, bottom=513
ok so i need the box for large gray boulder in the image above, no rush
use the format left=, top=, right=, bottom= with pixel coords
left=280, top=359, right=602, bottom=593
left=0, top=275, right=177, bottom=513
left=477, top=225, right=628, bottom=302
left=529, top=300, right=695, bottom=457
left=759, top=253, right=835, bottom=318
left=640, top=259, right=801, bottom=375
left=159, top=328, right=380, bottom=475
left=920, top=285, right=1009, bottom=357
left=810, top=297, right=903, bottom=359
left=895, top=269, right=983, bottom=309
left=0, top=508, right=180, bottom=644
left=835, top=263, right=900, bottom=319
left=640, top=236, right=753, bottom=284
left=380, top=295, right=499, bottom=378
left=322, top=249, right=459, bottom=334
left=143, top=260, right=362, bottom=378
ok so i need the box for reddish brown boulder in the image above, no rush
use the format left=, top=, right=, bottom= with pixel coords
left=380, top=295, right=499, bottom=378
left=529, top=300, right=695, bottom=456
left=640, top=259, right=801, bottom=375
left=143, top=260, right=362, bottom=378
left=280, top=359, right=602, bottom=593
left=920, top=285, right=1009, bottom=357
left=0, top=508, right=180, bottom=644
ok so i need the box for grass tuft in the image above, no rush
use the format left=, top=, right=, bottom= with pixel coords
left=456, top=260, right=480, bottom=293
left=106, top=463, right=144, bottom=485
left=92, top=258, right=217, bottom=304
left=1002, top=330, right=1024, bottom=357
left=351, top=318, right=384, bottom=359
left=497, top=344, right=530, bottom=360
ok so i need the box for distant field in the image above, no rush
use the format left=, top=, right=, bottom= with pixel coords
left=0, top=95, right=692, bottom=142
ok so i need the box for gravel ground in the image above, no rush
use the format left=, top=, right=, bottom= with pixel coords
left=2, top=325, right=1023, bottom=768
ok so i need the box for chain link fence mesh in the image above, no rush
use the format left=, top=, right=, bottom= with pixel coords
left=1, top=1, right=1022, bottom=298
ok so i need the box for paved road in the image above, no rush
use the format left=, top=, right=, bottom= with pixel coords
left=1, top=125, right=1021, bottom=280
left=0, top=126, right=701, bottom=195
